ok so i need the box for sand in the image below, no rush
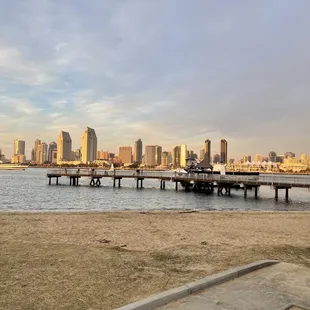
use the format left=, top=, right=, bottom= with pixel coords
left=0, top=211, right=309, bottom=309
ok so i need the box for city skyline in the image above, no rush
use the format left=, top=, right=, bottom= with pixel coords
left=2, top=133, right=310, bottom=164
left=1, top=1, right=310, bottom=158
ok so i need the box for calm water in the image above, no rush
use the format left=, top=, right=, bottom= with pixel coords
left=0, top=168, right=309, bottom=212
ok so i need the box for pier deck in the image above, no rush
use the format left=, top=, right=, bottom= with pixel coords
left=47, top=169, right=310, bottom=198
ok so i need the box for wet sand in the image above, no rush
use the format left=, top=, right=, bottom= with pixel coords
left=0, top=211, right=309, bottom=309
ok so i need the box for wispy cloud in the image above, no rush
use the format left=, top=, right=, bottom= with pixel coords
left=0, top=0, right=310, bottom=158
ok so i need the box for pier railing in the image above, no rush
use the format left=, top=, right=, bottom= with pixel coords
left=47, top=169, right=310, bottom=187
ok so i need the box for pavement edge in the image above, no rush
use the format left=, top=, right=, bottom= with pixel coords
left=115, top=260, right=279, bottom=310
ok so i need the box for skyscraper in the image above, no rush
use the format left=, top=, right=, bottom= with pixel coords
left=204, top=139, right=211, bottom=165
left=34, top=139, right=41, bottom=163
left=155, top=145, right=162, bottom=166
left=172, top=146, right=181, bottom=168
left=180, top=144, right=187, bottom=167
left=48, top=142, right=57, bottom=162
left=119, top=146, right=132, bottom=164
left=39, top=142, right=48, bottom=164
left=13, top=139, right=25, bottom=155
left=145, top=145, right=157, bottom=166
left=81, top=127, right=97, bottom=163
left=133, top=139, right=143, bottom=163
left=57, top=131, right=72, bottom=163
left=220, top=139, right=227, bottom=164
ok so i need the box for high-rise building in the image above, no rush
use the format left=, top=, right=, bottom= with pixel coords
left=161, top=151, right=169, bottom=167
left=119, top=146, right=132, bottom=164
left=39, top=142, right=48, bottom=164
left=155, top=145, right=162, bottom=166
left=133, top=139, right=143, bottom=163
left=220, top=139, right=227, bottom=164
left=57, top=131, right=72, bottom=163
left=269, top=151, right=277, bottom=163
left=81, top=127, right=97, bottom=163
left=213, top=153, right=220, bottom=164
left=145, top=145, right=157, bottom=166
left=254, top=154, right=262, bottom=162
left=13, top=139, right=25, bottom=155
left=31, top=149, right=35, bottom=161
left=172, top=146, right=181, bottom=168
left=34, top=139, right=41, bottom=163
left=48, top=142, right=57, bottom=162
left=204, top=139, right=211, bottom=165
left=180, top=144, right=187, bottom=167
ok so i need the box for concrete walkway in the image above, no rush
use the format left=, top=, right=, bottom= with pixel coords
left=161, top=263, right=310, bottom=310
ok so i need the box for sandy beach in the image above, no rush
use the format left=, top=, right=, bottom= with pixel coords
left=0, top=211, right=309, bottom=309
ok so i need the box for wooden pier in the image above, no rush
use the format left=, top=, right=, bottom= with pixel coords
left=47, top=169, right=310, bottom=199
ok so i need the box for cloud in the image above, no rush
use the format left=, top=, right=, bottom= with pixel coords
left=1, top=0, right=310, bottom=159
left=0, top=46, right=53, bottom=85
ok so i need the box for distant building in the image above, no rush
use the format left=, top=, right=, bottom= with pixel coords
left=269, top=151, right=277, bottom=162
left=199, top=149, right=205, bottom=161
left=180, top=145, right=187, bottom=167
left=155, top=145, right=162, bottom=166
left=172, top=146, right=181, bottom=168
left=39, top=142, right=48, bottom=164
left=48, top=142, right=57, bottom=162
left=57, top=131, right=72, bottom=163
left=13, top=139, right=25, bottom=155
left=204, top=139, right=211, bottom=165
left=213, top=153, right=220, bottom=164
left=119, top=146, right=132, bottom=164
left=228, top=159, right=235, bottom=165
left=133, top=139, right=143, bottom=163
left=97, top=150, right=109, bottom=160
left=300, top=154, right=310, bottom=166
left=284, top=152, right=295, bottom=159
left=11, top=154, right=26, bottom=164
left=81, top=127, right=97, bottom=163
left=31, top=148, right=35, bottom=161
left=220, top=139, right=227, bottom=164
left=145, top=145, right=157, bottom=166
left=51, top=149, right=57, bottom=164
left=34, top=139, right=41, bottom=163
left=161, top=151, right=169, bottom=167
left=276, top=155, right=284, bottom=163
left=254, top=154, right=262, bottom=162
left=243, top=154, right=251, bottom=163
left=73, top=149, right=81, bottom=161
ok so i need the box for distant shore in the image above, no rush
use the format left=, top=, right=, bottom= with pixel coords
left=1, top=211, right=309, bottom=309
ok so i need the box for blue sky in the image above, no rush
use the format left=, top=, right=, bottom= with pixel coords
left=1, top=0, right=310, bottom=159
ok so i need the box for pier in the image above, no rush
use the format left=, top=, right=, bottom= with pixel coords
left=47, top=169, right=310, bottom=199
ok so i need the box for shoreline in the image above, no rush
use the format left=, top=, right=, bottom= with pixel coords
left=1, top=209, right=310, bottom=215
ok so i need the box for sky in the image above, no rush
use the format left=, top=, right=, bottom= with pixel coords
left=1, top=0, right=310, bottom=159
